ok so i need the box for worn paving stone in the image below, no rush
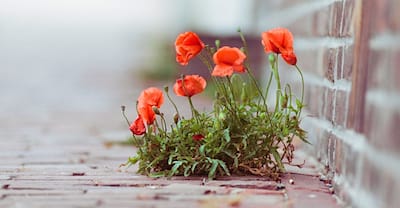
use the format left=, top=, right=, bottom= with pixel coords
left=0, top=137, right=340, bottom=208
left=0, top=43, right=339, bottom=207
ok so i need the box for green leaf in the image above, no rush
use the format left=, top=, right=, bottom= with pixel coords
left=298, top=136, right=312, bottom=145
left=199, top=144, right=206, bottom=157
left=169, top=161, right=184, bottom=177
left=127, top=156, right=140, bottom=164
left=208, top=159, right=219, bottom=179
left=217, top=159, right=230, bottom=176
left=222, top=149, right=235, bottom=159
left=223, top=128, right=231, bottom=143
left=271, top=148, right=285, bottom=172
left=191, top=161, right=199, bottom=173
left=234, top=157, right=239, bottom=169
left=184, top=165, right=191, bottom=177
left=296, top=98, right=303, bottom=109
left=149, top=171, right=166, bottom=178
left=168, top=154, right=175, bottom=165
left=242, top=138, right=247, bottom=149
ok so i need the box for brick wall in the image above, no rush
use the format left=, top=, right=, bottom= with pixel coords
left=252, top=0, right=400, bottom=207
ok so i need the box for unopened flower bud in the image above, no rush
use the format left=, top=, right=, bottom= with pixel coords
left=173, top=113, right=180, bottom=124
left=280, top=95, right=287, bottom=108
left=152, top=106, right=161, bottom=115
left=215, top=39, right=220, bottom=49
left=120, top=105, right=126, bottom=112
left=164, top=86, right=169, bottom=92
left=269, top=53, right=276, bottom=66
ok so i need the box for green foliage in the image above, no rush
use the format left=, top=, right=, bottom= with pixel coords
left=125, top=32, right=308, bottom=180
left=128, top=76, right=307, bottom=180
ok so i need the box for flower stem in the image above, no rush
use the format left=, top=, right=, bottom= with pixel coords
left=294, top=65, right=305, bottom=116
left=272, top=54, right=282, bottom=92
left=272, top=54, right=282, bottom=112
left=264, top=71, right=273, bottom=101
left=238, top=28, right=249, bottom=55
left=187, top=96, right=199, bottom=122
left=121, top=105, right=131, bottom=127
left=165, top=87, right=181, bottom=118
left=245, top=64, right=267, bottom=106
left=294, top=65, right=305, bottom=104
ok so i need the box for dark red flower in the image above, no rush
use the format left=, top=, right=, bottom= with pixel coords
left=130, top=115, right=146, bottom=135
left=192, top=134, right=205, bottom=141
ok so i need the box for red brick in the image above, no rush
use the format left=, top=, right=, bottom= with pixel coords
left=305, top=86, right=324, bottom=118
left=343, top=143, right=359, bottom=182
left=295, top=49, right=322, bottom=77
left=341, top=44, right=354, bottom=80
left=312, top=7, right=331, bottom=36
left=333, top=89, right=349, bottom=127
left=393, top=51, right=400, bottom=90
left=328, top=1, right=344, bottom=37
left=323, top=88, right=335, bottom=122
left=334, top=137, right=344, bottom=175
left=371, top=110, right=400, bottom=154
left=366, top=50, right=391, bottom=89
left=359, top=154, right=399, bottom=207
left=340, top=0, right=356, bottom=37
left=323, top=47, right=338, bottom=82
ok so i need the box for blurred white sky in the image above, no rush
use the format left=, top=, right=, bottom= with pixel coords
left=0, top=0, right=255, bottom=34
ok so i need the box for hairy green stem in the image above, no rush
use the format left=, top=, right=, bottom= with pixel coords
left=264, top=71, right=273, bottom=101
left=294, top=65, right=305, bottom=104
left=165, top=87, right=181, bottom=118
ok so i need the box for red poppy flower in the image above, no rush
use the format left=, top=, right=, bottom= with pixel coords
left=212, top=46, right=246, bottom=77
left=129, top=115, right=146, bottom=135
left=192, top=134, right=205, bottom=141
left=137, top=104, right=156, bottom=125
left=261, top=28, right=297, bottom=65
left=173, top=75, right=206, bottom=97
left=175, top=31, right=205, bottom=66
left=137, top=87, right=164, bottom=125
left=138, top=87, right=164, bottom=108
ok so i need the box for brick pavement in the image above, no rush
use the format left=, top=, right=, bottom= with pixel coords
left=0, top=53, right=340, bottom=208
left=0, top=120, right=340, bottom=208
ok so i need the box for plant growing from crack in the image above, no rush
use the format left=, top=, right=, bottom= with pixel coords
left=121, top=28, right=308, bottom=180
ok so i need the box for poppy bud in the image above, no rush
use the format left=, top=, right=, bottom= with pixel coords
left=269, top=54, right=276, bottom=66
left=173, top=113, right=180, bottom=124
left=152, top=106, right=161, bottom=115
left=215, top=39, right=220, bottom=49
left=280, top=95, right=288, bottom=108
left=120, top=105, right=126, bottom=112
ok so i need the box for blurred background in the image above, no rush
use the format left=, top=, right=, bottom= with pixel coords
left=0, top=0, right=269, bottom=137
left=0, top=0, right=326, bottom=136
